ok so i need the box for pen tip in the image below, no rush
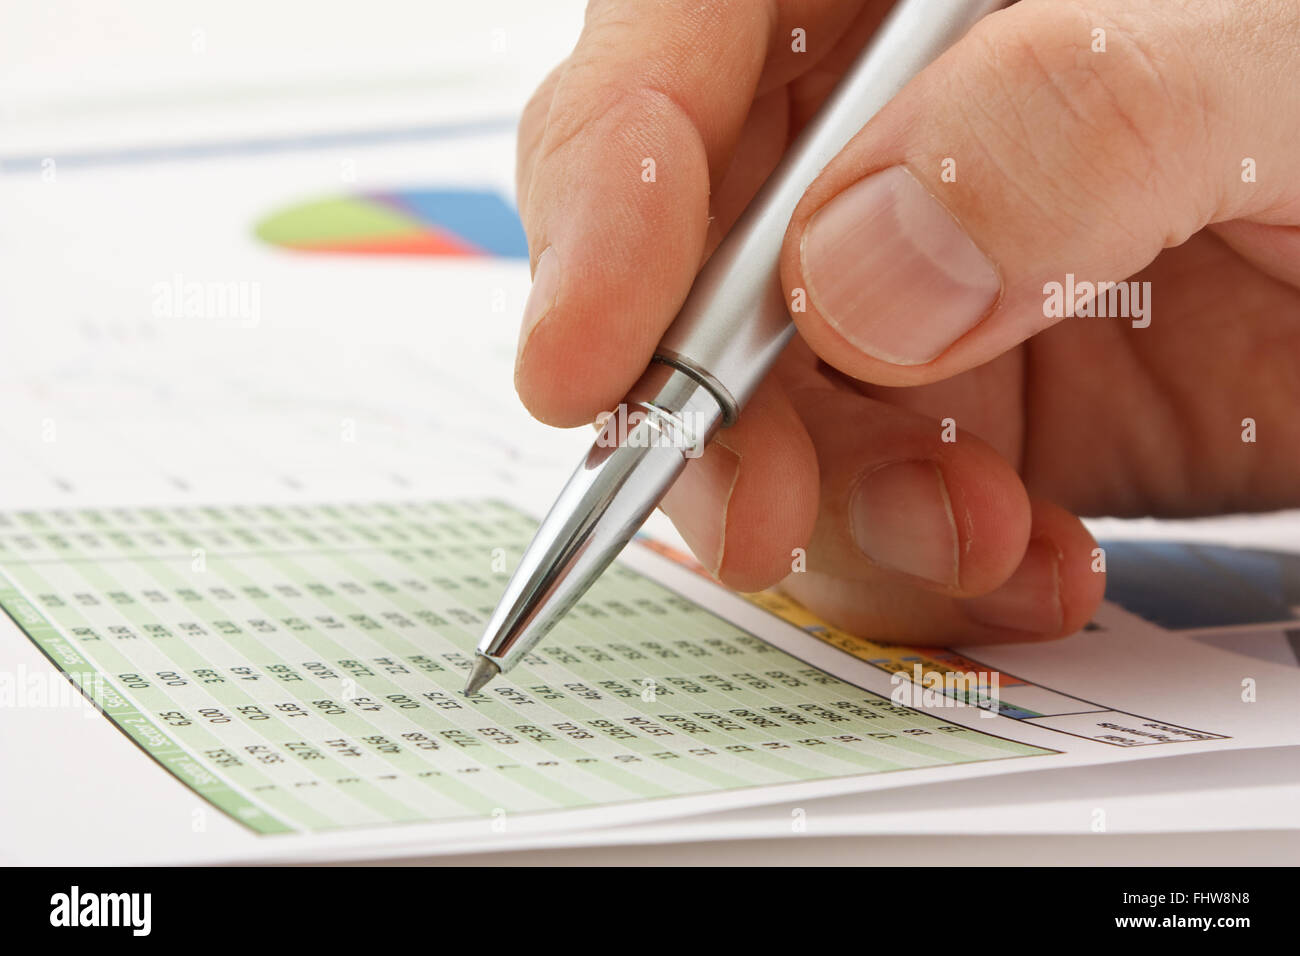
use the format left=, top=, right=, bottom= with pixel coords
left=463, top=656, right=500, bottom=696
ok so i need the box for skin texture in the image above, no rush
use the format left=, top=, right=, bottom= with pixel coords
left=511, top=0, right=1300, bottom=645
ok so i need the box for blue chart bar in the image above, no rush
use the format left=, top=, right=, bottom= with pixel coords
left=1100, top=540, right=1300, bottom=630
left=374, top=190, right=529, bottom=258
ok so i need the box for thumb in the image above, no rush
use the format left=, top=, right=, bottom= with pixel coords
left=779, top=0, right=1300, bottom=385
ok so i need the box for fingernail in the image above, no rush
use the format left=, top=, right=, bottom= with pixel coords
left=849, top=460, right=959, bottom=587
left=517, top=246, right=559, bottom=353
left=800, top=166, right=1000, bottom=365
left=961, top=539, right=1063, bottom=634
left=660, top=443, right=741, bottom=576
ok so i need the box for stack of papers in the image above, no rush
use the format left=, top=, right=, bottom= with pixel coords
left=2, top=12, right=1297, bottom=863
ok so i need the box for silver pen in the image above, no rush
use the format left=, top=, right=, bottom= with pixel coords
left=466, top=0, right=1008, bottom=694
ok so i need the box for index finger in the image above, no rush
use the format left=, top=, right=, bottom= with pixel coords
left=514, top=0, right=869, bottom=426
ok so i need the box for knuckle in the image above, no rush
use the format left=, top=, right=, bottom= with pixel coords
left=521, top=62, right=564, bottom=125
left=524, top=12, right=646, bottom=180
left=527, top=69, right=643, bottom=180
left=516, top=63, right=568, bottom=206
left=530, top=75, right=700, bottom=196
left=964, top=2, right=1208, bottom=240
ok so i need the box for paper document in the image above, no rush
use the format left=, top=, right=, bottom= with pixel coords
left=2, top=103, right=1298, bottom=864
left=3, top=496, right=1298, bottom=863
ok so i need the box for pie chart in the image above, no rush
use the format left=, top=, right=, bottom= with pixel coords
left=255, top=189, right=529, bottom=259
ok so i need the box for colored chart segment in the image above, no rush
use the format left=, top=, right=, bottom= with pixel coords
left=1098, top=540, right=1300, bottom=630
left=255, top=189, right=528, bottom=259
left=746, top=590, right=1225, bottom=747
left=633, top=537, right=1226, bottom=745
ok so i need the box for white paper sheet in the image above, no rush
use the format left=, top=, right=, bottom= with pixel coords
left=2, top=89, right=1297, bottom=866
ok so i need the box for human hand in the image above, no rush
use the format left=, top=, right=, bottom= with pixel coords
left=512, top=0, right=1300, bottom=644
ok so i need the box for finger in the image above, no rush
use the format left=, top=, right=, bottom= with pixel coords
left=1210, top=219, right=1300, bottom=290
left=701, top=87, right=791, bottom=256
left=781, top=497, right=1104, bottom=644
left=956, top=497, right=1104, bottom=640
left=514, top=0, right=869, bottom=426
left=779, top=0, right=1300, bottom=385
left=786, top=379, right=1031, bottom=596
left=515, top=61, right=568, bottom=207
left=659, top=375, right=818, bottom=593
